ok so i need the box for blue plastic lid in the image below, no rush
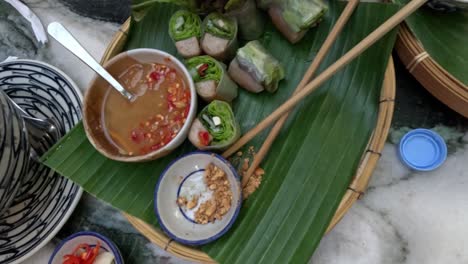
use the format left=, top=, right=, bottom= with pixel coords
left=398, top=129, right=447, bottom=171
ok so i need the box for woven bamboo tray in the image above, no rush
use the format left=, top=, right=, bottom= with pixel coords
left=395, top=23, right=468, bottom=117
left=101, top=19, right=396, bottom=263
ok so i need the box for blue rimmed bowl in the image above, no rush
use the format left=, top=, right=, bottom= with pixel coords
left=49, top=231, right=124, bottom=264
left=0, top=89, right=29, bottom=216
left=154, top=151, right=242, bottom=246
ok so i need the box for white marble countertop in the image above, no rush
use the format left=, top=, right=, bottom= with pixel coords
left=4, top=0, right=467, bottom=263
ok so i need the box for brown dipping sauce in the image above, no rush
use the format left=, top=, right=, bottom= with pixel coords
left=102, top=60, right=190, bottom=156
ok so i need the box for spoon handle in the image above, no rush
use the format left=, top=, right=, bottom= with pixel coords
left=47, top=22, right=134, bottom=101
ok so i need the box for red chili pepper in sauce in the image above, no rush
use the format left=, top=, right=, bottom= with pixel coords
left=150, top=71, right=161, bottom=81
left=183, top=104, right=190, bottom=118
left=168, top=101, right=175, bottom=112
left=150, top=144, right=161, bottom=151
left=130, top=129, right=144, bottom=144
left=163, top=134, right=172, bottom=145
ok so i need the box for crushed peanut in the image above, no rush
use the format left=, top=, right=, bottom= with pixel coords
left=177, top=163, right=233, bottom=224
left=186, top=196, right=198, bottom=209
left=233, top=146, right=265, bottom=200
left=242, top=158, right=249, bottom=171
left=177, top=196, right=187, bottom=206
left=243, top=167, right=264, bottom=200
left=194, top=163, right=233, bottom=224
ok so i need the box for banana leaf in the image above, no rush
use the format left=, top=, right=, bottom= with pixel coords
left=41, top=1, right=398, bottom=263
left=395, top=0, right=468, bottom=85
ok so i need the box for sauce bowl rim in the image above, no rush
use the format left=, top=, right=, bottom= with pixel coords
left=83, top=48, right=197, bottom=162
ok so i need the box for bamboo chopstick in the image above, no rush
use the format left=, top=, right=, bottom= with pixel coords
left=223, top=0, right=428, bottom=159
left=239, top=0, right=360, bottom=187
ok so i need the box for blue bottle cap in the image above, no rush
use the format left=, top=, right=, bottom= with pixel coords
left=398, top=129, right=447, bottom=171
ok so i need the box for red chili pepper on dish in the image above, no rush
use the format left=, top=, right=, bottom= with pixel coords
left=83, top=242, right=101, bottom=264
left=198, top=131, right=211, bottom=146
left=198, top=63, right=209, bottom=77
left=63, top=255, right=82, bottom=264
left=62, top=242, right=101, bottom=264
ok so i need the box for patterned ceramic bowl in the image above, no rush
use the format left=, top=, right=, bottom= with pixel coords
left=49, top=231, right=124, bottom=264
left=0, top=90, right=30, bottom=215
left=0, top=59, right=82, bottom=264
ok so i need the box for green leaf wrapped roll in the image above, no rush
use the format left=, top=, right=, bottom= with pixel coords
left=258, top=0, right=328, bottom=43
left=186, top=55, right=238, bottom=102
left=188, top=100, right=241, bottom=150
left=225, top=0, right=265, bottom=40
left=228, top=40, right=285, bottom=93
left=169, top=10, right=203, bottom=58
left=201, top=12, right=239, bottom=61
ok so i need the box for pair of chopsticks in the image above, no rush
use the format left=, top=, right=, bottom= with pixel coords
left=222, top=0, right=429, bottom=187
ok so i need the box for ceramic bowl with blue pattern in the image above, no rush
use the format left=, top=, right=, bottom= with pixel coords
left=155, top=151, right=242, bottom=246
left=49, top=231, right=124, bottom=264
left=0, top=89, right=30, bottom=216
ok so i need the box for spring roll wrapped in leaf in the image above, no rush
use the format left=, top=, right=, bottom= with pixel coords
left=228, top=40, right=285, bottom=93
left=169, top=10, right=203, bottom=58
left=189, top=100, right=241, bottom=150
left=258, top=0, right=327, bottom=43
left=186, top=55, right=238, bottom=102
left=201, top=12, right=239, bottom=61
left=225, top=0, right=265, bottom=40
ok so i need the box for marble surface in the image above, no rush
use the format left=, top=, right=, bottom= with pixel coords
left=1, top=1, right=467, bottom=263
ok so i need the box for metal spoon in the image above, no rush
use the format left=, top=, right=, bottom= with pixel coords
left=6, top=96, right=60, bottom=159
left=47, top=22, right=135, bottom=101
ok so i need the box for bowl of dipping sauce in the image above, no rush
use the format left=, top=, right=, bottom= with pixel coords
left=49, top=231, right=124, bottom=264
left=83, top=49, right=197, bottom=162
left=155, top=151, right=242, bottom=246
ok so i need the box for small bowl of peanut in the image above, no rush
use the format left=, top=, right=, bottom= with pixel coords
left=154, top=151, right=242, bottom=246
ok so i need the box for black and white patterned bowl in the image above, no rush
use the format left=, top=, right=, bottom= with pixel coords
left=0, top=59, right=83, bottom=264
left=0, top=90, right=30, bottom=216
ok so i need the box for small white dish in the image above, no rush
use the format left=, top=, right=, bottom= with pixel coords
left=154, top=151, right=242, bottom=246
left=49, top=231, right=124, bottom=264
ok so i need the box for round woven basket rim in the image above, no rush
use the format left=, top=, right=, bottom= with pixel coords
left=102, top=18, right=396, bottom=263
left=395, top=22, right=468, bottom=117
